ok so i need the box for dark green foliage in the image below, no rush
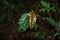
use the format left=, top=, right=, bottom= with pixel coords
left=54, top=31, right=60, bottom=40
left=39, top=8, right=46, bottom=13
left=0, top=14, right=7, bottom=21
left=0, top=14, right=11, bottom=21
left=45, top=17, right=56, bottom=26
left=34, top=32, right=47, bottom=40
left=34, top=24, right=40, bottom=30
left=39, top=0, right=56, bottom=13
left=55, top=31, right=60, bottom=36
left=1, top=0, right=59, bottom=40
left=41, top=0, right=50, bottom=9
left=50, top=7, right=56, bottom=12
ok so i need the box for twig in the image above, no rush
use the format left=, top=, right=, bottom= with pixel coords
left=35, top=0, right=41, bottom=13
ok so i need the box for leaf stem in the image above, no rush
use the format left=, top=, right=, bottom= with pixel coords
left=35, top=0, right=41, bottom=13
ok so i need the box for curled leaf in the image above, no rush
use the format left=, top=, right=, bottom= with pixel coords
left=27, top=10, right=36, bottom=29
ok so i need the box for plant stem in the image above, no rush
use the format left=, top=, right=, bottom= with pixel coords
left=35, top=0, right=41, bottom=13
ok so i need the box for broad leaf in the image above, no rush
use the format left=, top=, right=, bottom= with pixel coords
left=17, top=13, right=28, bottom=32
left=45, top=17, right=56, bottom=26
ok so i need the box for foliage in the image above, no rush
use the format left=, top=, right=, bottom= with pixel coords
left=39, top=8, right=46, bottom=13
left=1, top=0, right=60, bottom=40
left=54, top=31, right=60, bottom=40
left=17, top=0, right=57, bottom=32
left=34, top=32, right=47, bottom=40
left=54, top=31, right=60, bottom=36
left=17, top=10, right=38, bottom=32
left=41, top=0, right=50, bottom=9
left=34, top=24, right=40, bottom=30
left=39, top=0, right=56, bottom=13
left=50, top=7, right=56, bottom=12
left=44, top=17, right=56, bottom=26
left=17, top=13, right=28, bottom=32
left=0, top=14, right=11, bottom=21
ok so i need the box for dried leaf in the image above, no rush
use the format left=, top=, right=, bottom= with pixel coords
left=26, top=10, right=36, bottom=29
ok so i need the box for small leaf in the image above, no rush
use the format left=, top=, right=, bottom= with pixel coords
left=17, top=13, right=28, bottom=32
left=27, top=10, right=36, bottom=29
left=41, top=1, right=50, bottom=9
left=45, top=17, right=56, bottom=26
left=34, top=24, right=40, bottom=30
left=39, top=8, right=46, bottom=13
left=50, top=7, right=56, bottom=12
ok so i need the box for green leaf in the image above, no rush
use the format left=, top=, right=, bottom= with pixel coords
left=45, top=17, right=56, bottom=26
left=50, top=7, right=56, bottom=12
left=54, top=31, right=60, bottom=40
left=41, top=1, right=50, bottom=9
left=17, top=13, right=28, bottom=32
left=39, top=8, right=46, bottom=13
left=0, top=14, right=7, bottom=21
left=34, top=24, right=40, bottom=30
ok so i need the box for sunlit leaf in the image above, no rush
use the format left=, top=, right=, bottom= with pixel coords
left=27, top=10, right=36, bottom=29
left=45, top=17, right=56, bottom=26
left=17, top=13, right=28, bottom=32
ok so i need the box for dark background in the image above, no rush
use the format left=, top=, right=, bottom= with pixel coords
left=0, top=0, right=60, bottom=40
